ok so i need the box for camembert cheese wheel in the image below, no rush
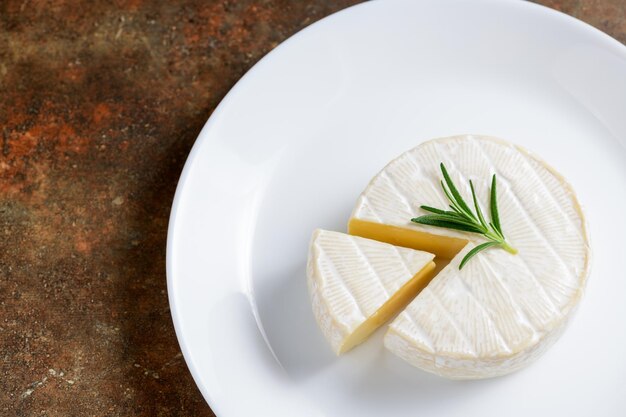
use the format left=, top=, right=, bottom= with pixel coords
left=307, top=229, right=435, bottom=354
left=349, top=135, right=591, bottom=379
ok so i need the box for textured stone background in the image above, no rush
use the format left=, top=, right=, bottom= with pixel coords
left=0, top=1, right=623, bottom=416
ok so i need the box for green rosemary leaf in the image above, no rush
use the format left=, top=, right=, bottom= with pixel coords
left=411, top=215, right=484, bottom=233
left=459, top=241, right=500, bottom=269
left=441, top=181, right=464, bottom=215
left=412, top=214, right=477, bottom=227
left=442, top=185, right=475, bottom=223
left=440, top=163, right=475, bottom=220
left=420, top=205, right=449, bottom=215
left=469, top=180, right=488, bottom=230
left=490, top=174, right=502, bottom=235
left=421, top=206, right=465, bottom=219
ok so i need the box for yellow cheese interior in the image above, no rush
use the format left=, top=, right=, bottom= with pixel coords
left=348, top=218, right=467, bottom=259
left=339, top=261, right=436, bottom=354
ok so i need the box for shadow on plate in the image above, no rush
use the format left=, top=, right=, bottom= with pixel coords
left=253, top=263, right=336, bottom=381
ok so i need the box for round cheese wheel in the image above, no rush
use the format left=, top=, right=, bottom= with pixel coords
left=350, top=135, right=591, bottom=379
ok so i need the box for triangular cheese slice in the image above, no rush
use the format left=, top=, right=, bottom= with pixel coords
left=349, top=135, right=591, bottom=379
left=307, top=229, right=435, bottom=354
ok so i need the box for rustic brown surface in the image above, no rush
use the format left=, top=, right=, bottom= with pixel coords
left=537, top=0, right=626, bottom=44
left=0, top=0, right=623, bottom=416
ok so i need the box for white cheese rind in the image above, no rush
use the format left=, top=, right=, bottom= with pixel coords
left=351, top=135, right=591, bottom=378
left=307, top=229, right=435, bottom=355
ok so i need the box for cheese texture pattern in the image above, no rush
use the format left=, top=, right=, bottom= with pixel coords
left=307, top=229, right=435, bottom=354
left=351, top=135, right=590, bottom=379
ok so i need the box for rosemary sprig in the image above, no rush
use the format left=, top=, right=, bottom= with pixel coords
left=411, top=163, right=517, bottom=269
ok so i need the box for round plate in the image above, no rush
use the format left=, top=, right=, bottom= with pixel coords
left=167, top=1, right=626, bottom=415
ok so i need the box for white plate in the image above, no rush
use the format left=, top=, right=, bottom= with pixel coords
left=167, top=0, right=626, bottom=415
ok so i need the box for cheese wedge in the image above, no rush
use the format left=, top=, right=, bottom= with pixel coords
left=349, top=135, right=591, bottom=379
left=307, top=229, right=436, bottom=354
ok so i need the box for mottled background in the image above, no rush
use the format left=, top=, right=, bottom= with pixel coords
left=0, top=1, right=623, bottom=416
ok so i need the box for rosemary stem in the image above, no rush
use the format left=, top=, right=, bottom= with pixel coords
left=501, top=241, right=518, bottom=255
